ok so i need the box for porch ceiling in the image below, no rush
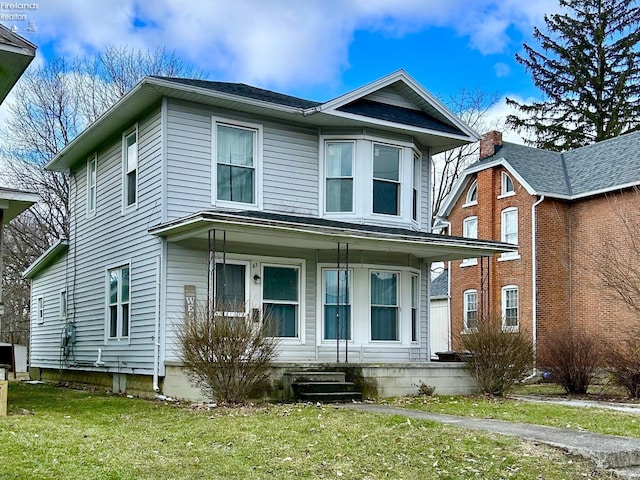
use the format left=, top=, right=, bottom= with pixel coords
left=149, top=211, right=516, bottom=262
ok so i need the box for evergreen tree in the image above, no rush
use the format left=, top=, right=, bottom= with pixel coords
left=506, top=0, right=640, bottom=151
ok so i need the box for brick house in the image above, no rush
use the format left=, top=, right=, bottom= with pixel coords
left=436, top=130, right=640, bottom=366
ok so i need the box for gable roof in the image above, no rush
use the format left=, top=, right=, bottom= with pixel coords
left=0, top=24, right=36, bottom=104
left=22, top=239, right=68, bottom=280
left=0, top=186, right=39, bottom=223
left=46, top=70, right=479, bottom=171
left=438, top=131, right=640, bottom=218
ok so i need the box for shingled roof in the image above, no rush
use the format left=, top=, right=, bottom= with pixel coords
left=474, top=130, right=640, bottom=199
left=149, top=76, right=321, bottom=109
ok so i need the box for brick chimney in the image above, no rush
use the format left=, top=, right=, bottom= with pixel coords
left=479, top=131, right=503, bottom=160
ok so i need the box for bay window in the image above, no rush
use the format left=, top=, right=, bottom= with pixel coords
left=325, top=142, right=354, bottom=212
left=262, top=265, right=299, bottom=337
left=370, top=270, right=399, bottom=341
left=323, top=269, right=351, bottom=340
left=372, top=144, right=401, bottom=216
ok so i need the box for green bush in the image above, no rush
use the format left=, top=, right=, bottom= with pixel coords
left=459, top=317, right=534, bottom=396
left=176, top=302, right=279, bottom=403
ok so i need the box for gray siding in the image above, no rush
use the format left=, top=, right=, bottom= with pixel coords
left=31, top=106, right=164, bottom=374
left=165, top=99, right=319, bottom=221
left=30, top=254, right=68, bottom=368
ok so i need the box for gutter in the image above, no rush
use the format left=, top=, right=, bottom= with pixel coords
left=531, top=195, right=545, bottom=369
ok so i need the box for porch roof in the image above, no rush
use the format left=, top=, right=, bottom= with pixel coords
left=149, top=210, right=516, bottom=262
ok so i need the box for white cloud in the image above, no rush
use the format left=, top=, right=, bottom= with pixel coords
left=494, top=62, right=511, bottom=78
left=21, top=0, right=558, bottom=89
left=483, top=95, right=538, bottom=145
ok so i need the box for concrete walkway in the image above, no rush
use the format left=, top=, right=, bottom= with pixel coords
left=511, top=395, right=640, bottom=414
left=344, top=403, right=640, bottom=479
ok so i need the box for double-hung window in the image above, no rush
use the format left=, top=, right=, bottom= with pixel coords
left=124, top=128, right=137, bottom=208
left=502, top=286, right=519, bottom=330
left=461, top=216, right=478, bottom=266
left=325, top=141, right=354, bottom=212
left=372, top=144, right=401, bottom=216
left=411, top=274, right=419, bottom=342
left=59, top=290, right=67, bottom=320
left=464, top=289, right=478, bottom=330
left=108, top=265, right=130, bottom=339
left=87, top=155, right=97, bottom=215
left=370, top=271, right=399, bottom=341
left=412, top=153, right=420, bottom=221
left=262, top=265, right=299, bottom=337
left=323, top=269, right=351, bottom=340
left=215, top=122, right=258, bottom=205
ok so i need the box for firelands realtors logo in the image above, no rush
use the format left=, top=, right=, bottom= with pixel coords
left=0, top=2, right=39, bottom=34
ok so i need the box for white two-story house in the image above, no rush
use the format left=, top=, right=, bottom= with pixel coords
left=25, top=70, right=513, bottom=399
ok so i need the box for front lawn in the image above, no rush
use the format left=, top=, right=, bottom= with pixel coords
left=0, top=383, right=616, bottom=479
left=386, top=394, right=640, bottom=438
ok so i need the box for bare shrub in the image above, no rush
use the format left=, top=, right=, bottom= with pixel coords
left=458, top=317, right=534, bottom=396
left=176, top=302, right=279, bottom=404
left=540, top=328, right=600, bottom=395
left=604, top=330, right=640, bottom=398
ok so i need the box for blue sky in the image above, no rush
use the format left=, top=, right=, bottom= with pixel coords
left=1, top=0, right=562, bottom=141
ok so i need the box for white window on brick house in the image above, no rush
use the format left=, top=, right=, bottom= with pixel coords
left=463, top=289, right=478, bottom=331
left=501, top=172, right=515, bottom=196
left=500, top=207, right=520, bottom=260
left=461, top=216, right=478, bottom=266
left=465, top=179, right=478, bottom=206
left=502, top=285, right=519, bottom=331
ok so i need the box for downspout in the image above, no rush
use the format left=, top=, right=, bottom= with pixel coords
left=530, top=195, right=545, bottom=374
left=153, top=255, right=161, bottom=392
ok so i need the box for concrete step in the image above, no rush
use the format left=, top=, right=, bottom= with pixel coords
left=293, top=381, right=358, bottom=394
left=298, top=391, right=363, bottom=403
left=284, top=371, right=346, bottom=383
left=614, top=466, right=640, bottom=479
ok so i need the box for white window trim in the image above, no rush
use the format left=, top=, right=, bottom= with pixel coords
left=59, top=290, right=67, bottom=321
left=105, top=262, right=132, bottom=343
left=213, top=259, right=251, bottom=317
left=36, top=296, right=44, bottom=324
left=500, top=207, right=520, bottom=260
left=412, top=153, right=421, bottom=223
left=463, top=289, right=478, bottom=332
left=261, top=263, right=302, bottom=341
left=410, top=273, right=419, bottom=343
left=371, top=142, right=402, bottom=218
left=499, top=171, right=515, bottom=198
left=463, top=179, right=478, bottom=207
left=211, top=117, right=263, bottom=210
left=369, top=269, right=401, bottom=343
left=323, top=140, right=356, bottom=215
left=86, top=154, right=97, bottom=217
left=501, top=285, right=519, bottom=332
left=320, top=267, right=354, bottom=343
left=122, top=124, right=139, bottom=212
left=461, top=216, right=478, bottom=267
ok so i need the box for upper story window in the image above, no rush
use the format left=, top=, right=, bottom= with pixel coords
left=501, top=172, right=514, bottom=196
left=412, top=154, right=420, bottom=221
left=107, top=265, right=130, bottom=339
left=502, top=285, right=519, bottom=331
left=325, top=141, right=354, bottom=213
left=465, top=179, right=478, bottom=206
left=214, top=119, right=261, bottom=207
left=500, top=207, right=520, bottom=260
left=461, top=216, right=478, bottom=266
left=372, top=144, right=401, bottom=216
left=87, top=155, right=97, bottom=216
left=463, top=289, right=478, bottom=331
left=123, top=126, right=138, bottom=208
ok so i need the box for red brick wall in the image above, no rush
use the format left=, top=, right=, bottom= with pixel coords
left=448, top=173, right=640, bottom=365
left=449, top=166, right=535, bottom=349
